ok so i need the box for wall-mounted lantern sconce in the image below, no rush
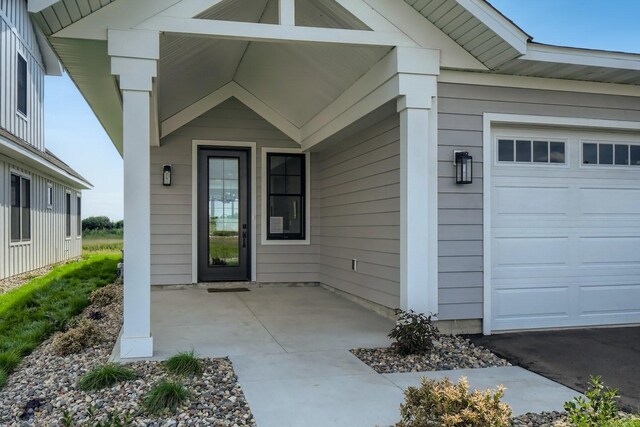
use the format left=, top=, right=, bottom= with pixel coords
left=454, top=151, right=472, bottom=184
left=163, top=164, right=172, bottom=186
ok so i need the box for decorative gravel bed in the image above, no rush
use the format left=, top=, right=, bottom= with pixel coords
left=0, top=265, right=55, bottom=295
left=510, top=411, right=567, bottom=427
left=0, top=283, right=255, bottom=426
left=351, top=335, right=510, bottom=374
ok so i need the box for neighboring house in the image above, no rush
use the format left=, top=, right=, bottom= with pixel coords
left=0, top=1, right=91, bottom=280
left=28, top=0, right=640, bottom=358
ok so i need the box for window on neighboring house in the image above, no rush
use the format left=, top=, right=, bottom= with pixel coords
left=10, top=173, right=31, bottom=242
left=266, top=153, right=306, bottom=240
left=76, top=195, right=82, bottom=236
left=17, top=54, right=27, bottom=116
left=65, top=192, right=72, bottom=238
left=46, top=184, right=53, bottom=209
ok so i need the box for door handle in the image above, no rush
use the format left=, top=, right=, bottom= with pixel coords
left=242, top=231, right=247, bottom=248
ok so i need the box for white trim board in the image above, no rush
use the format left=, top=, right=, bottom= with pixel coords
left=439, top=70, right=640, bottom=98
left=260, top=148, right=311, bottom=246
left=481, top=113, right=640, bottom=335
left=190, top=140, right=258, bottom=284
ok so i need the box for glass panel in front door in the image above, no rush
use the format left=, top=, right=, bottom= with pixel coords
left=208, top=157, right=240, bottom=267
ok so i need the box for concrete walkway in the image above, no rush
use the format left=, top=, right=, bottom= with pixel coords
left=135, top=287, right=581, bottom=426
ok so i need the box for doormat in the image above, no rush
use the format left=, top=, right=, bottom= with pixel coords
left=207, top=288, right=250, bottom=293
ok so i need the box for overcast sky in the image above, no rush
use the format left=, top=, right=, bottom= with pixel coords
left=43, top=1, right=640, bottom=221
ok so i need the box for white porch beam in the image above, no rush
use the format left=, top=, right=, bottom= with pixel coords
left=110, top=30, right=159, bottom=359
left=398, top=74, right=439, bottom=316
left=279, top=0, right=295, bottom=26
left=136, top=16, right=418, bottom=47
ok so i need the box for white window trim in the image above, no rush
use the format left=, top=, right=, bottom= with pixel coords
left=76, top=193, right=82, bottom=239
left=9, top=169, right=32, bottom=246
left=261, top=147, right=311, bottom=246
left=65, top=190, right=72, bottom=241
left=482, top=113, right=640, bottom=335
left=191, top=140, right=257, bottom=283
left=579, top=138, right=640, bottom=170
left=16, top=52, right=28, bottom=120
left=46, top=183, right=53, bottom=209
left=494, top=134, right=570, bottom=168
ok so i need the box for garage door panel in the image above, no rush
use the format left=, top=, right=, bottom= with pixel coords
left=494, top=236, right=569, bottom=268
left=580, top=237, right=640, bottom=266
left=580, top=187, right=640, bottom=217
left=580, top=284, right=640, bottom=316
left=495, top=185, right=569, bottom=216
left=494, top=287, right=570, bottom=319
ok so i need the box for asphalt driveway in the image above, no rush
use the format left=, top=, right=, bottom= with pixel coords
left=467, top=326, right=640, bottom=412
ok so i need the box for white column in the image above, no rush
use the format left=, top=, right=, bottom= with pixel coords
left=109, top=30, right=159, bottom=359
left=279, top=0, right=295, bottom=25
left=397, top=72, right=439, bottom=316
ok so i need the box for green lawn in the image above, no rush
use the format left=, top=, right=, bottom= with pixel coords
left=83, top=229, right=123, bottom=254
left=209, top=235, right=239, bottom=265
left=0, top=254, right=120, bottom=388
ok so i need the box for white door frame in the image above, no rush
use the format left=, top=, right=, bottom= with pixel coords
left=482, top=113, right=640, bottom=335
left=191, top=140, right=258, bottom=283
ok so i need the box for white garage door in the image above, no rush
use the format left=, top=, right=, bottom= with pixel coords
left=491, top=128, right=640, bottom=332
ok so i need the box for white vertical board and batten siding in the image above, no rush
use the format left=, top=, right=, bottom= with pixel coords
left=0, top=155, right=82, bottom=279
left=437, top=82, right=640, bottom=321
left=150, top=98, right=319, bottom=285
left=315, top=115, right=401, bottom=309
left=0, top=0, right=45, bottom=150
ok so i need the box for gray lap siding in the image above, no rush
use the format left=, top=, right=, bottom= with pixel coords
left=437, top=81, right=640, bottom=321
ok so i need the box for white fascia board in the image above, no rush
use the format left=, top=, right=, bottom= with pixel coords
left=333, top=0, right=401, bottom=32
left=363, top=0, right=488, bottom=70
left=524, top=44, right=640, bottom=71
left=0, top=136, right=92, bottom=189
left=27, top=0, right=60, bottom=13
left=439, top=70, right=640, bottom=98
left=455, top=0, right=529, bottom=55
left=136, top=16, right=418, bottom=47
left=33, top=21, right=63, bottom=76
left=157, top=0, right=226, bottom=18
left=161, top=82, right=302, bottom=143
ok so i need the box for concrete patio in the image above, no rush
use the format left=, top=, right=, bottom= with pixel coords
left=115, top=286, right=581, bottom=426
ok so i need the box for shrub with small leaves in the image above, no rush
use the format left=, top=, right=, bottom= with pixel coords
left=398, top=376, right=512, bottom=427
left=564, top=376, right=623, bottom=427
left=51, top=319, right=104, bottom=356
left=78, top=364, right=136, bottom=391
left=142, top=380, right=190, bottom=415
left=89, top=284, right=121, bottom=307
left=389, top=309, right=440, bottom=356
left=164, top=350, right=203, bottom=377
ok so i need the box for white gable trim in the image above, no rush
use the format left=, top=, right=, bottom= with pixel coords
left=524, top=44, right=640, bottom=71
left=161, top=82, right=302, bottom=143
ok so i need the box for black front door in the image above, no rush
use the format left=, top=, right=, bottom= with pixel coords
left=198, top=148, right=250, bottom=282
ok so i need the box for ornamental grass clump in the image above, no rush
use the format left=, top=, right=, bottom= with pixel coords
left=164, top=350, right=203, bottom=377
left=78, top=364, right=136, bottom=391
left=398, top=377, right=512, bottom=427
left=52, top=318, right=104, bottom=356
left=389, top=309, right=440, bottom=356
left=89, top=284, right=121, bottom=307
left=142, top=380, right=190, bottom=415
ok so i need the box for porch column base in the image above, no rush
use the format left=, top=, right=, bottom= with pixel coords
left=120, top=335, right=154, bottom=359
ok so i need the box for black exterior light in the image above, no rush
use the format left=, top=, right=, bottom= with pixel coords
left=163, top=164, right=172, bottom=186
left=454, top=151, right=472, bottom=184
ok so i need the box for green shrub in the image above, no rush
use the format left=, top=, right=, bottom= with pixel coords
left=142, top=380, right=189, bottom=414
left=389, top=309, right=440, bottom=356
left=0, top=368, right=7, bottom=388
left=52, top=318, right=104, bottom=356
left=398, top=377, right=512, bottom=427
left=164, top=350, right=203, bottom=377
left=0, top=351, right=21, bottom=373
left=89, top=284, right=121, bottom=307
left=564, top=376, right=620, bottom=427
left=78, top=364, right=136, bottom=391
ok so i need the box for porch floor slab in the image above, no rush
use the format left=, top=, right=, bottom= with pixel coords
left=116, top=286, right=581, bottom=426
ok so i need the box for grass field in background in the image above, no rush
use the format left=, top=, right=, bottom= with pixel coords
left=83, top=229, right=123, bottom=255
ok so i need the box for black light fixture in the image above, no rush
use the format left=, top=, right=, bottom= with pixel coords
left=454, top=151, right=472, bottom=184
left=162, top=164, right=172, bottom=186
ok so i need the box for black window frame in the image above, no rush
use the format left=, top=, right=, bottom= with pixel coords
left=17, top=53, right=28, bottom=116
left=76, top=194, right=82, bottom=237
left=266, top=153, right=306, bottom=241
left=10, top=173, right=31, bottom=243
left=65, top=191, right=72, bottom=238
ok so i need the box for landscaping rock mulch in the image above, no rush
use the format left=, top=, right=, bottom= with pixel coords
left=0, top=283, right=255, bottom=427
left=351, top=335, right=510, bottom=374
left=0, top=265, right=54, bottom=295
left=510, top=411, right=567, bottom=427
